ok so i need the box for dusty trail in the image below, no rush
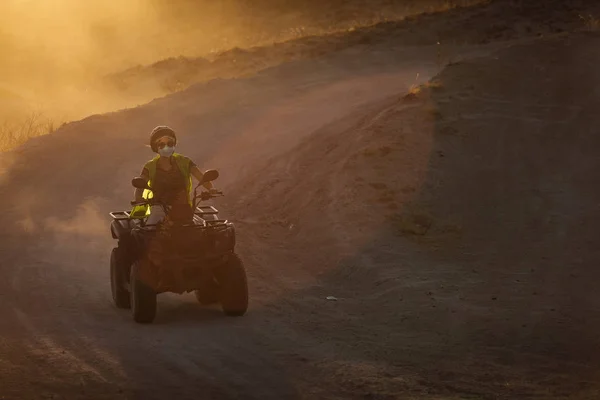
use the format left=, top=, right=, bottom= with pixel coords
left=0, top=45, right=455, bottom=399
left=3, top=27, right=600, bottom=398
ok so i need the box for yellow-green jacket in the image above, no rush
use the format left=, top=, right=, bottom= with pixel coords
left=130, top=153, right=193, bottom=218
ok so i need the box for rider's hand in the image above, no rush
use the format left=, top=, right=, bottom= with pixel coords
left=131, top=198, right=150, bottom=205
left=209, top=188, right=220, bottom=195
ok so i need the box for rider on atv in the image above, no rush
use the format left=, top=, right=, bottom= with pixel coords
left=131, top=125, right=218, bottom=225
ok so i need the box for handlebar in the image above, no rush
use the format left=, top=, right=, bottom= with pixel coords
left=196, top=190, right=223, bottom=201
left=131, top=190, right=223, bottom=207
left=130, top=199, right=163, bottom=206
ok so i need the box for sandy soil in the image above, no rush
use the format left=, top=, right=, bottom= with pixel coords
left=1, top=10, right=600, bottom=400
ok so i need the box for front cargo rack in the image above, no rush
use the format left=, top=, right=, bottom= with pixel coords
left=195, top=205, right=219, bottom=215
left=109, top=211, right=131, bottom=220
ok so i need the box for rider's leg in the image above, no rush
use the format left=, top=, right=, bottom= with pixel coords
left=146, top=205, right=166, bottom=225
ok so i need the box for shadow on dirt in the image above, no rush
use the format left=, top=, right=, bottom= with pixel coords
left=153, top=301, right=226, bottom=325
left=274, top=33, right=600, bottom=398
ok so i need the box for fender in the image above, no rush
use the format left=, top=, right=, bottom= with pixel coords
left=227, top=223, right=236, bottom=249
left=111, top=219, right=133, bottom=240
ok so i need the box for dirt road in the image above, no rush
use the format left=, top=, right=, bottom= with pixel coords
left=2, top=27, right=600, bottom=399
left=0, top=45, right=449, bottom=400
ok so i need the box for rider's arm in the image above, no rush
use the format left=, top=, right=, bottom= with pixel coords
left=190, top=165, right=214, bottom=190
left=134, top=168, right=150, bottom=201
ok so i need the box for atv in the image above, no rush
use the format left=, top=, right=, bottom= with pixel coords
left=108, top=169, right=248, bottom=323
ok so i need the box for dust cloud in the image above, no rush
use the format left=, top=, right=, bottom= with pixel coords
left=41, top=198, right=115, bottom=272
left=0, top=0, right=181, bottom=123
left=0, top=0, right=478, bottom=148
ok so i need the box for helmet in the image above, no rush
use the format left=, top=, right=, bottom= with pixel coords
left=149, top=125, right=177, bottom=152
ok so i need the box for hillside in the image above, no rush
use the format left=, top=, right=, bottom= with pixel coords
left=105, top=0, right=600, bottom=101
left=225, top=31, right=600, bottom=398
left=2, top=0, right=600, bottom=151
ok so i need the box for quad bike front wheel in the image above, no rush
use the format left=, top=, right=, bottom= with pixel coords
left=110, top=247, right=131, bottom=309
left=130, top=261, right=157, bottom=323
left=215, top=253, right=248, bottom=316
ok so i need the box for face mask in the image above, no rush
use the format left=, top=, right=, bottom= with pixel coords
left=158, top=145, right=175, bottom=157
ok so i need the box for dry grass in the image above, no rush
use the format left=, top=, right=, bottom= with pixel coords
left=427, top=80, right=444, bottom=91
left=404, top=79, right=444, bottom=101
left=0, top=112, right=59, bottom=151
left=406, top=86, right=422, bottom=98
left=406, top=73, right=422, bottom=96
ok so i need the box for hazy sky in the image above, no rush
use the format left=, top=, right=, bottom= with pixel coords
left=1, top=1, right=172, bottom=84
left=0, top=1, right=299, bottom=81
left=0, top=0, right=301, bottom=117
left=0, top=0, right=471, bottom=120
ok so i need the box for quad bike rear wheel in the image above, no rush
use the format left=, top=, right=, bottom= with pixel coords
left=110, top=247, right=131, bottom=309
left=130, top=261, right=157, bottom=323
left=215, top=253, right=248, bottom=316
